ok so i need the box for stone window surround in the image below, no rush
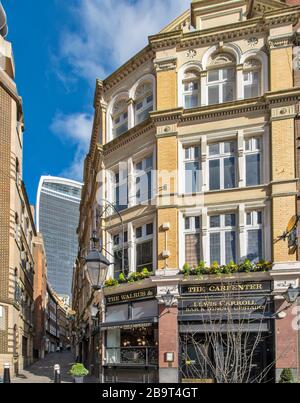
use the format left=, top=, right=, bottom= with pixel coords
left=178, top=203, right=271, bottom=269
left=178, top=126, right=269, bottom=194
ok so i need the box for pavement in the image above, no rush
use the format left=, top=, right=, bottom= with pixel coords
left=11, top=351, right=98, bottom=383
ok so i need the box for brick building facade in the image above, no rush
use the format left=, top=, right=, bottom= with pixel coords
left=72, top=0, right=300, bottom=383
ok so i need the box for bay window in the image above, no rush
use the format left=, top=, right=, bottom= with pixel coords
left=245, top=137, right=261, bottom=186
left=246, top=211, right=263, bottom=263
left=207, top=67, right=235, bottom=105
left=135, top=223, right=153, bottom=272
left=135, top=156, right=153, bottom=204
left=184, top=146, right=201, bottom=193
left=184, top=216, right=201, bottom=267
left=208, top=141, right=236, bottom=191
left=208, top=213, right=237, bottom=265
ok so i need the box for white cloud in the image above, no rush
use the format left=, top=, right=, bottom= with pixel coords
left=58, top=0, right=191, bottom=83
left=50, top=112, right=93, bottom=181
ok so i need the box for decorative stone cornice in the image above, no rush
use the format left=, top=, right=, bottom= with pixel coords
left=267, top=33, right=295, bottom=50
left=103, top=119, right=155, bottom=156
left=103, top=46, right=155, bottom=92
left=154, top=56, right=177, bottom=72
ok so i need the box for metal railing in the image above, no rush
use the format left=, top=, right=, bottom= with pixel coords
left=106, top=346, right=158, bottom=366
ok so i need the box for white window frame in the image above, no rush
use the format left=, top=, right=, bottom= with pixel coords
left=245, top=210, right=264, bottom=262
left=183, top=79, right=200, bottom=109
left=111, top=230, right=129, bottom=279
left=243, top=69, right=261, bottom=99
left=207, top=140, right=237, bottom=191
left=244, top=137, right=262, bottom=186
left=112, top=109, right=128, bottom=139
left=207, top=213, right=237, bottom=265
left=134, top=155, right=153, bottom=205
left=207, top=67, right=236, bottom=105
left=135, top=93, right=153, bottom=125
left=183, top=145, right=201, bottom=194
left=111, top=168, right=128, bottom=212
left=134, top=222, right=154, bottom=272
left=183, top=215, right=201, bottom=265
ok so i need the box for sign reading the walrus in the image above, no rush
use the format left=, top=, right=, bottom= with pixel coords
left=105, top=288, right=156, bottom=305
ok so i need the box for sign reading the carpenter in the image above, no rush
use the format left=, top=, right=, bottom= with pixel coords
left=105, top=288, right=156, bottom=306
left=181, top=281, right=272, bottom=296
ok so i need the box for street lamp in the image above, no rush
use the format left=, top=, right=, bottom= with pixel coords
left=82, top=233, right=111, bottom=290
left=284, top=285, right=300, bottom=304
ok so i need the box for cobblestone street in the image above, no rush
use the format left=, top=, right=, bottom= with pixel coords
left=11, top=352, right=98, bottom=383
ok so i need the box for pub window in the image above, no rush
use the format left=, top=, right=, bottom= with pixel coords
left=135, top=223, right=153, bottom=272
left=208, top=213, right=237, bottom=265
left=112, top=231, right=129, bottom=280
left=245, top=211, right=263, bottom=263
left=184, top=146, right=201, bottom=194
left=184, top=216, right=201, bottom=267
left=135, top=155, right=153, bottom=204
left=245, top=137, right=262, bottom=186
left=208, top=141, right=237, bottom=191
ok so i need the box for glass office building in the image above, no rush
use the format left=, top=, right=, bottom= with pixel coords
left=36, top=177, right=82, bottom=303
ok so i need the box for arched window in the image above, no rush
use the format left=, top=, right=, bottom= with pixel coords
left=207, top=53, right=236, bottom=105
left=134, top=82, right=153, bottom=125
left=243, top=59, right=261, bottom=99
left=112, top=98, right=128, bottom=138
left=182, top=69, right=200, bottom=109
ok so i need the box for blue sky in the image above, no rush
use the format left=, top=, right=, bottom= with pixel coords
left=4, top=0, right=190, bottom=204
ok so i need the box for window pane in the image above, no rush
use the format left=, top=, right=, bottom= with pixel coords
left=246, top=213, right=252, bottom=226
left=136, top=240, right=153, bottom=272
left=184, top=94, right=199, bottom=109
left=208, top=85, right=219, bottom=105
left=225, top=231, right=236, bottom=264
left=136, top=227, right=142, bottom=238
left=195, top=216, right=200, bottom=229
left=209, top=143, right=219, bottom=156
left=257, top=211, right=262, bottom=224
left=223, top=83, right=234, bottom=102
left=208, top=70, right=219, bottom=82
left=224, top=157, right=236, bottom=189
left=246, top=154, right=261, bottom=186
left=244, top=83, right=259, bottom=99
left=225, top=214, right=236, bottom=227
left=114, top=249, right=128, bottom=279
left=210, top=215, right=220, bottom=228
left=185, top=217, right=190, bottom=230
left=146, top=223, right=153, bottom=235
left=185, top=162, right=201, bottom=193
left=185, top=234, right=201, bottom=267
left=210, top=233, right=221, bottom=264
left=209, top=159, right=220, bottom=190
left=194, top=146, right=200, bottom=159
left=224, top=141, right=235, bottom=154
left=247, top=229, right=262, bottom=263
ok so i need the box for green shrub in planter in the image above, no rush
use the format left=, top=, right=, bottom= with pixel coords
left=104, top=277, right=118, bottom=288
left=118, top=272, right=127, bottom=283
left=278, top=368, right=295, bottom=383
left=70, top=363, right=89, bottom=378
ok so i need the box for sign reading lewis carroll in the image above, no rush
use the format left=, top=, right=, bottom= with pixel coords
left=106, top=288, right=156, bottom=305
left=181, top=281, right=272, bottom=296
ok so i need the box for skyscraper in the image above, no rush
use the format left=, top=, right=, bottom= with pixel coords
left=36, top=176, right=82, bottom=303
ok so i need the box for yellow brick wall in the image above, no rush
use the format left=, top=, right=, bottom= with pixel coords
left=270, top=48, right=293, bottom=91
left=157, top=135, right=178, bottom=194
left=156, top=70, right=177, bottom=110
left=157, top=208, right=178, bottom=270
left=271, top=118, right=295, bottom=181
left=272, top=196, right=297, bottom=262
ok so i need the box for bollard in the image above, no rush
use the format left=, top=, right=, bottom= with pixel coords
left=54, top=364, right=61, bottom=384
left=3, top=363, right=11, bottom=384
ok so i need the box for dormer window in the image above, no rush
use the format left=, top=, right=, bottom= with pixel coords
left=112, top=98, right=128, bottom=138
left=134, top=82, right=153, bottom=125
left=183, top=69, right=200, bottom=109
